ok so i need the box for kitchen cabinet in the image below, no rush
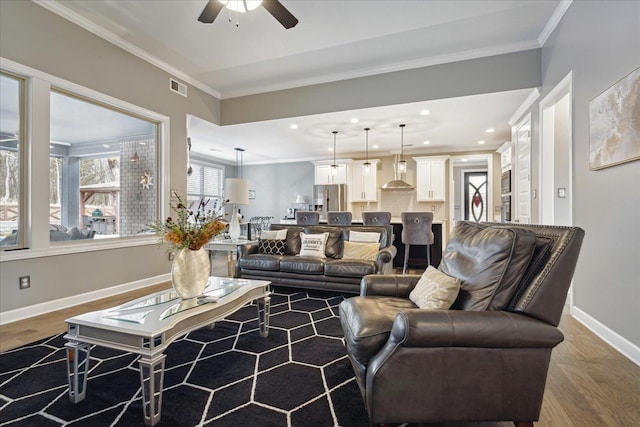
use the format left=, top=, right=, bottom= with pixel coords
left=414, top=156, right=448, bottom=201
left=349, top=160, right=378, bottom=202
left=315, top=164, right=348, bottom=185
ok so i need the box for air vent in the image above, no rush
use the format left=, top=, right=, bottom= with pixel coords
left=169, top=78, right=187, bottom=97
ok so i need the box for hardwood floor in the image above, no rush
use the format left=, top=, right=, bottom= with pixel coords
left=1, top=258, right=639, bottom=426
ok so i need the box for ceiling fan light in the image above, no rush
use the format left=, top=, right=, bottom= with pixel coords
left=219, top=0, right=263, bottom=13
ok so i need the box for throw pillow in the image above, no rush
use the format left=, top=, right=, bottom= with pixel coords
left=342, top=241, right=379, bottom=261
left=258, top=239, right=286, bottom=255
left=260, top=229, right=287, bottom=240
left=409, top=266, right=461, bottom=310
left=299, top=232, right=329, bottom=258
left=349, top=230, right=380, bottom=243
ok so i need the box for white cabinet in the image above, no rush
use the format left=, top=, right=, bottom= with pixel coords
left=414, top=156, right=448, bottom=201
left=497, top=142, right=512, bottom=171
left=314, top=164, right=348, bottom=185
left=349, top=160, right=379, bottom=202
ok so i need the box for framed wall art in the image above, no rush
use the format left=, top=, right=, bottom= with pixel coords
left=589, top=66, right=640, bottom=170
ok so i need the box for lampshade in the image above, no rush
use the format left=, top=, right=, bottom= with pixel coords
left=225, top=178, right=249, bottom=205
left=295, top=194, right=306, bottom=204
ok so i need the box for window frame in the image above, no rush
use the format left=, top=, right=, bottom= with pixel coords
left=0, top=58, right=170, bottom=261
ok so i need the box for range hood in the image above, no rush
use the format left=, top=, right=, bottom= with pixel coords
left=381, top=155, right=414, bottom=190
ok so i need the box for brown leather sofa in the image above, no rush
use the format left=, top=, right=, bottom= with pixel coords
left=339, top=221, right=584, bottom=426
left=236, top=224, right=396, bottom=293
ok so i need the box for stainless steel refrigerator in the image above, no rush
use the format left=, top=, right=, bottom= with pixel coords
left=313, top=184, right=347, bottom=220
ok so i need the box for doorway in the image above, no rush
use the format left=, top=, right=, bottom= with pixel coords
left=539, top=72, right=573, bottom=226
left=449, top=154, right=494, bottom=230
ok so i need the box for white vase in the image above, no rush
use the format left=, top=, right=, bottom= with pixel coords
left=171, top=247, right=210, bottom=299
left=228, top=209, right=241, bottom=240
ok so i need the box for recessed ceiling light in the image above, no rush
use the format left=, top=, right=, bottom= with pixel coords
left=328, top=147, right=333, bottom=152
left=485, top=128, right=495, bottom=133
left=350, top=118, right=359, bottom=123
left=372, top=144, right=379, bottom=149
left=290, top=124, right=298, bottom=129
left=461, top=158, right=468, bottom=162
left=102, top=144, right=111, bottom=148
left=423, top=140, right=430, bottom=145
left=478, top=140, right=486, bottom=145
left=420, top=109, right=430, bottom=115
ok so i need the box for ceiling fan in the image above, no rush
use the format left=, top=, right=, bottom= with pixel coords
left=198, top=0, right=299, bottom=29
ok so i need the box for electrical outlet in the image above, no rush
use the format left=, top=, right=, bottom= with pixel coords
left=431, top=205, right=436, bottom=211
left=168, top=252, right=176, bottom=261
left=19, top=276, right=30, bottom=289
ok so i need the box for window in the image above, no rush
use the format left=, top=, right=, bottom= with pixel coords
left=187, top=161, right=224, bottom=211
left=48, top=90, right=158, bottom=241
left=0, top=72, right=25, bottom=248
left=464, top=171, right=488, bottom=223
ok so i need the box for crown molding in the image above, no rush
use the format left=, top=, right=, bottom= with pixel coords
left=33, top=0, right=222, bottom=99
left=538, top=0, right=573, bottom=46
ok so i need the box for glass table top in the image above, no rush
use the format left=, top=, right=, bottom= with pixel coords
left=104, top=278, right=254, bottom=324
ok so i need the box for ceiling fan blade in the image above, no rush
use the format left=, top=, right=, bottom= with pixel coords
left=198, top=0, right=225, bottom=24
left=262, top=0, right=298, bottom=29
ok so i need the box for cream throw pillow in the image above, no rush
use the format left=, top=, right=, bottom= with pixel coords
left=409, top=266, right=461, bottom=310
left=342, top=241, right=379, bottom=261
left=260, top=229, right=287, bottom=240
left=349, top=231, right=380, bottom=243
left=299, top=232, right=329, bottom=257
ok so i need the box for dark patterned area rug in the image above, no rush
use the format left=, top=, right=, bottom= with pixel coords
left=0, top=287, right=368, bottom=427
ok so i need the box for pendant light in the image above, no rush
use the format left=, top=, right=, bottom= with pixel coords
left=363, top=128, right=371, bottom=174
left=331, top=131, right=339, bottom=175
left=397, top=124, right=407, bottom=174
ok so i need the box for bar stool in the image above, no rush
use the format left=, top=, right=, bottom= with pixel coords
left=361, top=211, right=391, bottom=225
left=400, top=212, right=434, bottom=274
left=327, top=211, right=352, bottom=225
left=295, top=211, right=319, bottom=225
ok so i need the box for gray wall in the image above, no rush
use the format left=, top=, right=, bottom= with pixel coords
left=240, top=162, right=315, bottom=221
left=521, top=1, right=640, bottom=346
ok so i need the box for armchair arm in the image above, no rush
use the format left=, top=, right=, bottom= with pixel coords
left=360, top=274, right=421, bottom=298
left=389, top=310, right=564, bottom=348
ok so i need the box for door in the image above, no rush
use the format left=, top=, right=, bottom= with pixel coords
left=514, top=115, right=531, bottom=224
left=463, top=171, right=487, bottom=222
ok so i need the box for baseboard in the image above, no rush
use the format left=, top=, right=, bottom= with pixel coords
left=572, top=306, right=640, bottom=367
left=0, top=274, right=171, bottom=325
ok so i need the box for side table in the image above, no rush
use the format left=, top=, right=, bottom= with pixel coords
left=205, top=238, right=257, bottom=277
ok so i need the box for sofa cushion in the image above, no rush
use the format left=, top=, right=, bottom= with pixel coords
left=299, top=232, right=329, bottom=257
left=440, top=221, right=537, bottom=311
left=258, top=239, right=286, bottom=255
left=270, top=225, right=304, bottom=255
left=342, top=241, right=379, bottom=261
left=280, top=257, right=326, bottom=274
left=325, top=259, right=376, bottom=277
left=339, top=296, right=416, bottom=367
left=238, top=254, right=283, bottom=271
left=305, top=226, right=344, bottom=258
left=409, top=266, right=461, bottom=309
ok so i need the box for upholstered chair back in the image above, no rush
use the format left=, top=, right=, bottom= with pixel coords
left=362, top=212, right=391, bottom=225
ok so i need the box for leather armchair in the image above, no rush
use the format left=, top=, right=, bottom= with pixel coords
left=340, top=222, right=585, bottom=426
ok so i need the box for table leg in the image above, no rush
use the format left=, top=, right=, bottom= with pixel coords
left=257, top=295, right=271, bottom=337
left=138, top=353, right=166, bottom=426
left=226, top=251, right=235, bottom=277
left=65, top=341, right=91, bottom=403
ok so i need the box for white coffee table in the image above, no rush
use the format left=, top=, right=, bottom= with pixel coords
left=64, top=277, right=270, bottom=426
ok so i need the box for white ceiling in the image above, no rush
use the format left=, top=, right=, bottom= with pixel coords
left=39, top=0, right=565, bottom=164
